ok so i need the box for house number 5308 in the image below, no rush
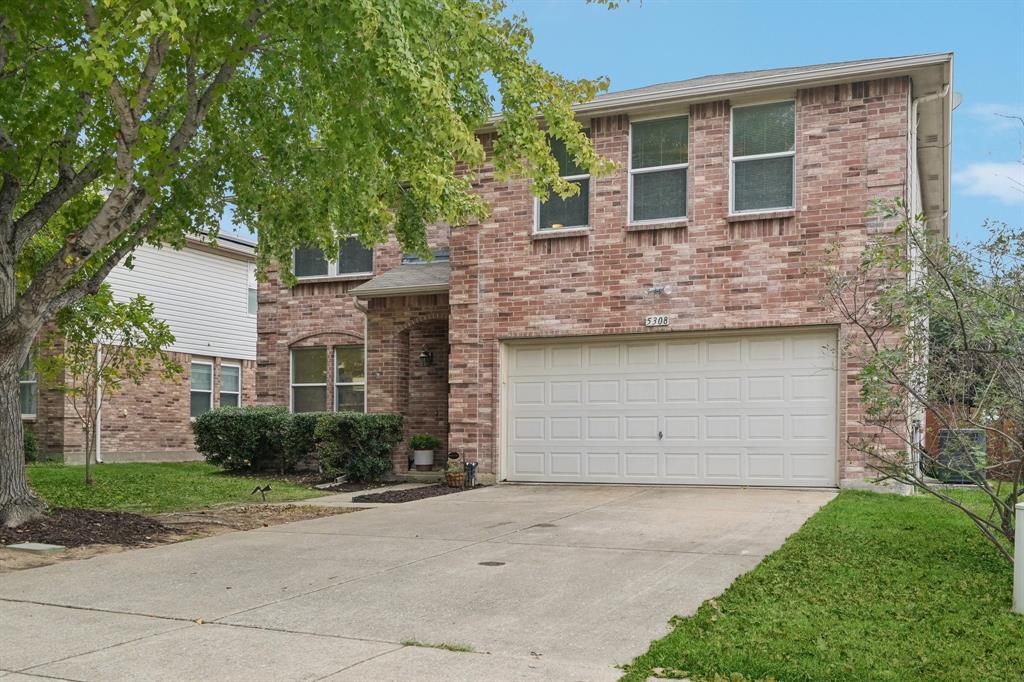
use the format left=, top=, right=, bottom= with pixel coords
left=644, top=315, right=670, bottom=327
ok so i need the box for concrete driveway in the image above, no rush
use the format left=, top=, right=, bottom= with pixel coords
left=0, top=485, right=834, bottom=681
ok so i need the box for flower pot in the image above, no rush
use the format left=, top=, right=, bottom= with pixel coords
left=446, top=471, right=465, bottom=489
left=413, top=449, right=434, bottom=471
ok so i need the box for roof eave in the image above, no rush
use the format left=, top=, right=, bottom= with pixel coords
left=482, top=53, right=953, bottom=129
left=351, top=284, right=450, bottom=299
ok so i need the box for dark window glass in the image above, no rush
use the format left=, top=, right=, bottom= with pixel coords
left=732, top=101, right=795, bottom=157
left=632, top=117, right=688, bottom=169
left=734, top=156, right=794, bottom=211
left=294, top=246, right=328, bottom=277
left=633, top=168, right=687, bottom=221
left=335, top=385, right=365, bottom=412
left=338, top=236, right=374, bottom=275
left=538, top=179, right=589, bottom=230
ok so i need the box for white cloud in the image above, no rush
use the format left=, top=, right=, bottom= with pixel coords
left=953, top=162, right=1024, bottom=204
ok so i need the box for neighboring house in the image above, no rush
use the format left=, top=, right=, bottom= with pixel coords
left=256, top=54, right=953, bottom=487
left=23, top=233, right=258, bottom=464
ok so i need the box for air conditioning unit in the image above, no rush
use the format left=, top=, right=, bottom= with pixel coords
left=928, top=428, right=987, bottom=484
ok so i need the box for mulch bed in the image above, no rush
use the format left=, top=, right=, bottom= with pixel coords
left=0, top=508, right=179, bottom=548
left=352, top=484, right=480, bottom=503
left=316, top=481, right=394, bottom=493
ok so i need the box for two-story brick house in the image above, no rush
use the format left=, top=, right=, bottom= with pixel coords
left=256, top=54, right=953, bottom=487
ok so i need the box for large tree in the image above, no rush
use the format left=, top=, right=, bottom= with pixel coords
left=0, top=1, right=614, bottom=526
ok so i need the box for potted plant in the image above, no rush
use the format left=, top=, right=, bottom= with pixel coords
left=409, top=434, right=441, bottom=471
left=446, top=453, right=465, bottom=489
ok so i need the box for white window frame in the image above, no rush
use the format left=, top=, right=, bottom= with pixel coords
left=729, top=99, right=796, bottom=215
left=19, top=353, right=37, bottom=419
left=293, top=236, right=374, bottom=281
left=189, top=360, right=214, bottom=420
left=333, top=345, right=367, bottom=413
left=628, top=114, right=689, bottom=225
left=289, top=347, right=327, bottom=413
left=219, top=362, right=242, bottom=408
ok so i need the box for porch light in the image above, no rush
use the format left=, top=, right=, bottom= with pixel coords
left=418, top=348, right=434, bottom=367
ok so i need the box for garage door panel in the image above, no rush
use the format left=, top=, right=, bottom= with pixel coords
left=705, top=452, right=742, bottom=478
left=624, top=452, right=659, bottom=476
left=664, top=452, right=700, bottom=478
left=505, top=331, right=837, bottom=486
left=512, top=452, right=545, bottom=475
left=585, top=451, right=620, bottom=476
left=587, top=380, right=619, bottom=403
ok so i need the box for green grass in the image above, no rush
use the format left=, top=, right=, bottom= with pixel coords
left=621, top=491, right=1024, bottom=682
left=27, top=462, right=325, bottom=514
left=400, top=639, right=475, bottom=653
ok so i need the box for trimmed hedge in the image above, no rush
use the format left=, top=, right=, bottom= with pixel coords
left=314, top=412, right=404, bottom=481
left=192, top=407, right=403, bottom=480
left=192, top=406, right=290, bottom=471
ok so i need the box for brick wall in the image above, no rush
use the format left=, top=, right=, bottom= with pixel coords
left=27, top=345, right=257, bottom=464
left=256, top=225, right=450, bottom=408
left=365, top=295, right=450, bottom=471
left=256, top=76, right=911, bottom=485
left=446, top=77, right=911, bottom=482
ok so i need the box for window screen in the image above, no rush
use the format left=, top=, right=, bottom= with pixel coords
left=294, top=246, right=329, bottom=277
left=338, top=236, right=374, bottom=275
left=731, top=101, right=795, bottom=212
left=631, top=116, right=688, bottom=222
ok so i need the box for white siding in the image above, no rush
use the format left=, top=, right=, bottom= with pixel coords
left=105, top=243, right=257, bottom=360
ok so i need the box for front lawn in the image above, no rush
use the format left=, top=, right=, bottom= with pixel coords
left=27, top=462, right=325, bottom=514
left=622, top=490, right=1023, bottom=682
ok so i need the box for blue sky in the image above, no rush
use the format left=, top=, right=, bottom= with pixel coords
left=507, top=0, right=1024, bottom=244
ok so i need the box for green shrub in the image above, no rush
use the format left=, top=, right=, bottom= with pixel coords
left=192, top=406, right=289, bottom=471
left=409, top=433, right=441, bottom=450
left=23, top=428, right=38, bottom=462
left=314, top=412, right=404, bottom=481
left=281, top=411, right=331, bottom=471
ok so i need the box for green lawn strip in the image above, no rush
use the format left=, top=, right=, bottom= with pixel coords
left=621, top=490, right=1023, bottom=682
left=27, top=462, right=325, bottom=514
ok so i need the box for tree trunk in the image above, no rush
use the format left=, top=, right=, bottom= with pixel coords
left=0, top=348, right=46, bottom=527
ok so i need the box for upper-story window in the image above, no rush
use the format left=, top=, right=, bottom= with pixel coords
left=293, top=236, right=374, bottom=279
left=536, top=132, right=591, bottom=231
left=19, top=353, right=37, bottom=419
left=247, top=265, right=258, bottom=315
left=630, top=116, right=688, bottom=223
left=400, top=248, right=451, bottom=265
left=730, top=101, right=795, bottom=213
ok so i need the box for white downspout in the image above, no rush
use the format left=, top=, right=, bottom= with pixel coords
left=95, top=346, right=103, bottom=464
left=906, top=85, right=949, bottom=484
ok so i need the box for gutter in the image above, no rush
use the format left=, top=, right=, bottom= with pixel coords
left=483, top=53, right=953, bottom=127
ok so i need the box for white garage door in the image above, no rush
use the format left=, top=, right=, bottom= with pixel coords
left=504, top=330, right=837, bottom=486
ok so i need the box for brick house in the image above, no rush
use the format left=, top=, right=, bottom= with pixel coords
left=256, top=54, right=953, bottom=487
left=23, top=234, right=259, bottom=463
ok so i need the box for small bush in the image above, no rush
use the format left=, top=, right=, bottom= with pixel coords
left=192, top=406, right=289, bottom=471
left=314, top=412, right=404, bottom=481
left=281, top=411, right=332, bottom=472
left=23, top=429, right=38, bottom=462
left=409, top=433, right=441, bottom=450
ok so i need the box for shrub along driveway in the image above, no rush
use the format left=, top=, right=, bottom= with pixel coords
left=0, top=485, right=832, bottom=681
